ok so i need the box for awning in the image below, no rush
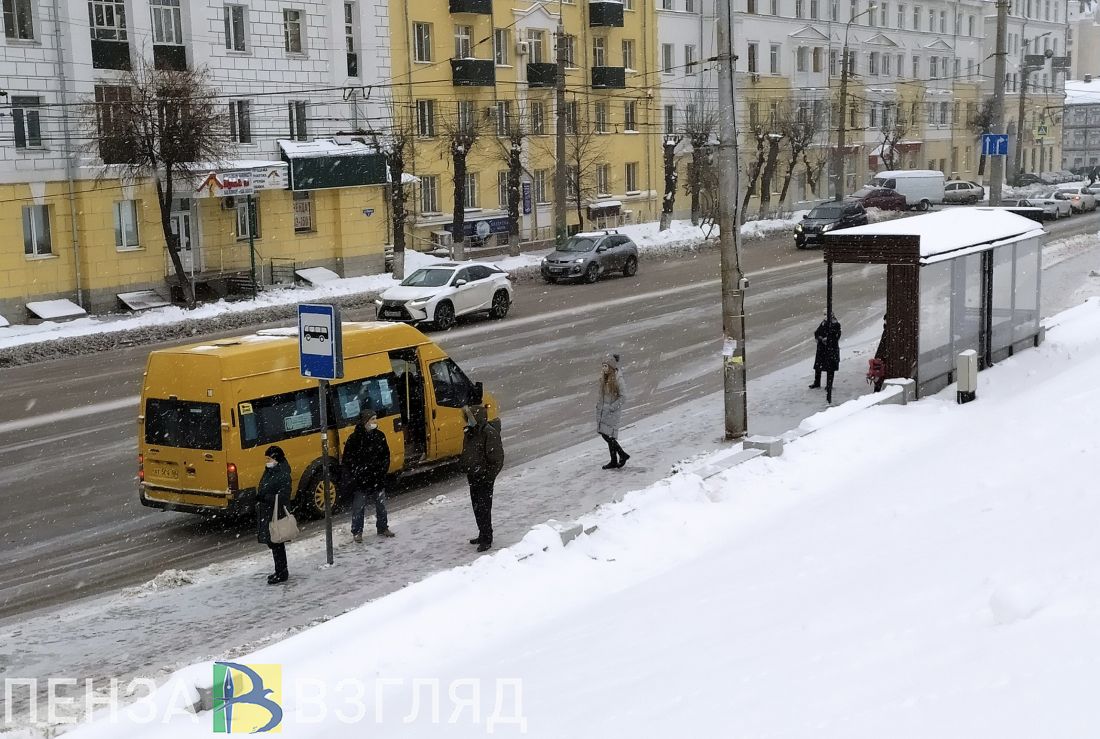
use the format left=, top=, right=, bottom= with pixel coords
left=26, top=299, right=87, bottom=321
left=279, top=138, right=386, bottom=191
left=117, top=290, right=170, bottom=311
left=192, top=161, right=288, bottom=198
left=443, top=214, right=510, bottom=237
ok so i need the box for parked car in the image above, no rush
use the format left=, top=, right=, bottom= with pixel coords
left=375, top=262, right=513, bottom=330
left=794, top=202, right=869, bottom=249
left=1001, top=197, right=1071, bottom=220
left=943, top=180, right=986, bottom=204
left=1052, top=185, right=1098, bottom=213
left=869, top=169, right=945, bottom=210
left=541, top=231, right=639, bottom=283
left=847, top=187, right=908, bottom=210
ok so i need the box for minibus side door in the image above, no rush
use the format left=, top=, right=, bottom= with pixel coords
left=425, top=358, right=475, bottom=460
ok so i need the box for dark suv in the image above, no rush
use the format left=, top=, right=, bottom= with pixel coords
left=794, top=202, right=868, bottom=249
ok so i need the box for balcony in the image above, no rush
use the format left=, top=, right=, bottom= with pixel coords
left=91, top=39, right=131, bottom=71
left=589, top=1, right=625, bottom=27
left=591, top=66, right=626, bottom=89
left=449, top=0, right=492, bottom=13
left=153, top=44, right=187, bottom=71
left=451, top=58, right=496, bottom=87
left=527, top=62, right=557, bottom=88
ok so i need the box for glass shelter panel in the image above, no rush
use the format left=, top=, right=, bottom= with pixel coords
left=918, top=261, right=953, bottom=382
left=1013, top=239, right=1040, bottom=343
left=951, top=254, right=983, bottom=359
left=991, top=245, right=1015, bottom=353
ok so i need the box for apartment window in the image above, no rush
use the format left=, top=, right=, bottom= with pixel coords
left=293, top=191, right=313, bottom=233
left=150, top=0, right=182, bottom=44
left=593, top=36, right=607, bottom=67
left=94, top=84, right=131, bottom=163
left=953, top=58, right=960, bottom=79
left=661, top=0, right=672, bottom=8
left=3, top=0, right=34, bottom=40
left=927, top=8, right=934, bottom=31
left=625, top=162, right=639, bottom=193
left=850, top=0, right=857, bottom=21
left=415, top=99, right=436, bottom=137
left=829, top=49, right=838, bottom=75
left=12, top=96, right=42, bottom=149
left=236, top=198, right=260, bottom=240
left=530, top=101, right=545, bottom=134
left=747, top=42, right=758, bottom=73
left=880, top=1, right=888, bottom=26
left=811, top=0, right=819, bottom=17
left=454, top=24, right=472, bottom=59
left=685, top=0, right=695, bottom=10
left=413, top=22, right=432, bottom=62
left=967, top=14, right=974, bottom=35
left=495, top=100, right=511, bottom=136
left=224, top=5, right=246, bottom=51
left=896, top=53, right=903, bottom=77
left=283, top=8, right=303, bottom=54
left=420, top=176, right=440, bottom=212
left=622, top=39, right=635, bottom=69
left=912, top=55, right=919, bottom=78
left=748, top=0, right=757, bottom=13
left=563, top=34, right=576, bottom=66
left=564, top=100, right=577, bottom=134
left=939, top=9, right=946, bottom=32
left=849, top=103, right=859, bottom=128
left=869, top=103, right=879, bottom=127
left=89, top=0, right=128, bottom=40
left=527, top=29, right=544, bottom=63
left=623, top=0, right=633, bottom=8
left=831, top=0, right=839, bottom=21
left=749, top=102, right=760, bottom=127
left=596, top=102, right=609, bottom=133
left=288, top=100, right=307, bottom=141
left=662, top=43, right=674, bottom=72
left=952, top=101, right=960, bottom=125
left=913, top=5, right=920, bottom=29
left=113, top=200, right=140, bottom=250
left=497, top=171, right=509, bottom=207
left=596, top=164, right=610, bottom=195
left=494, top=28, right=509, bottom=65
left=796, top=0, right=804, bottom=18
left=663, top=104, right=675, bottom=134
left=897, top=3, right=904, bottom=28
left=456, top=100, right=474, bottom=131
left=868, top=3, right=877, bottom=24
left=345, top=2, right=358, bottom=76
left=929, top=56, right=938, bottom=79
left=770, top=44, right=780, bottom=74
left=464, top=173, right=479, bottom=209
left=939, top=102, right=948, bottom=124
left=22, top=205, right=51, bottom=256
left=797, top=46, right=808, bottom=72
left=868, top=51, right=878, bottom=75
left=229, top=100, right=251, bottom=144
left=533, top=169, right=548, bottom=203
left=685, top=103, right=697, bottom=128
left=883, top=52, right=892, bottom=76
left=685, top=44, right=697, bottom=74
left=624, top=101, right=637, bottom=131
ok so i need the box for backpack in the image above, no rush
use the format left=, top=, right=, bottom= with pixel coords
left=866, top=358, right=886, bottom=390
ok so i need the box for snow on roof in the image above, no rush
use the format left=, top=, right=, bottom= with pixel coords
left=590, top=200, right=623, bottom=208
left=873, top=169, right=944, bottom=178
left=828, top=208, right=1045, bottom=260
left=1064, top=79, right=1100, bottom=106
left=26, top=299, right=87, bottom=320
left=278, top=138, right=380, bottom=159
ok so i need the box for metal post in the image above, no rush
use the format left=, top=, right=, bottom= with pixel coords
left=834, top=32, right=851, bottom=201
left=1014, top=70, right=1028, bottom=182
left=717, top=0, right=748, bottom=440
left=826, top=260, right=834, bottom=317
left=318, top=379, right=334, bottom=565
left=989, top=0, right=1009, bottom=205
left=247, top=193, right=258, bottom=298
left=553, top=8, right=568, bottom=246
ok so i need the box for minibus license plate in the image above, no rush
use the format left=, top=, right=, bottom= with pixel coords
left=149, top=463, right=179, bottom=480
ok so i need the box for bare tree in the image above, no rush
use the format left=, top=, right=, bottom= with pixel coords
left=659, top=134, right=682, bottom=231
left=776, top=98, right=826, bottom=208
left=487, top=104, right=529, bottom=257
left=876, top=97, right=921, bottom=171
left=681, top=101, right=718, bottom=226
left=740, top=112, right=770, bottom=223
left=439, top=102, right=489, bottom=260
left=380, top=106, right=416, bottom=278
left=968, top=97, right=996, bottom=177
left=563, top=120, right=607, bottom=232
left=85, top=59, right=229, bottom=307
left=758, top=131, right=784, bottom=218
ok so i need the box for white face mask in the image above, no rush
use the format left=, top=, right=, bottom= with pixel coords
left=265, top=460, right=277, bottom=468
left=368, top=422, right=378, bottom=430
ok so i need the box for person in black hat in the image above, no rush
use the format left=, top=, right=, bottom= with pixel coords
left=809, top=314, right=842, bottom=404
left=256, top=445, right=292, bottom=584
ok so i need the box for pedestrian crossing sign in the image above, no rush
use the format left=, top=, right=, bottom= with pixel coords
left=1033, top=123, right=1049, bottom=139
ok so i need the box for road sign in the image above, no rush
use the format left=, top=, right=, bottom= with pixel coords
left=981, top=133, right=1009, bottom=157
left=1033, top=123, right=1049, bottom=139
left=298, top=303, right=343, bottom=380
left=476, top=220, right=491, bottom=239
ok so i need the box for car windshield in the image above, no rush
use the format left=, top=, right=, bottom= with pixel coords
left=560, top=237, right=597, bottom=253
left=851, top=187, right=875, bottom=198
left=401, top=268, right=454, bottom=287
left=808, top=205, right=844, bottom=219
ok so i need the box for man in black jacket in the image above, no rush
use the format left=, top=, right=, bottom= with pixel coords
left=809, top=313, right=842, bottom=403
left=342, top=410, right=395, bottom=542
left=461, top=403, right=504, bottom=552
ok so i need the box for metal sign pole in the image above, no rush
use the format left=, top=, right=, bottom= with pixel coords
left=318, top=378, right=334, bottom=565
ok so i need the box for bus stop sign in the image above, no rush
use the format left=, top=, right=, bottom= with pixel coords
left=298, top=303, right=343, bottom=379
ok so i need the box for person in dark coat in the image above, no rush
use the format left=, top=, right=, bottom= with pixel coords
left=342, top=409, right=395, bottom=543
left=809, top=314, right=842, bottom=403
left=256, top=445, right=292, bottom=585
left=461, top=403, right=504, bottom=552
left=596, top=353, right=629, bottom=469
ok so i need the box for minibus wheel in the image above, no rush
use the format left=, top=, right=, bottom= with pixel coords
left=297, top=471, right=337, bottom=519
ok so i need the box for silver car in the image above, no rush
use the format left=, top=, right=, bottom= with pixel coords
left=943, top=180, right=985, bottom=204
left=541, top=231, right=640, bottom=284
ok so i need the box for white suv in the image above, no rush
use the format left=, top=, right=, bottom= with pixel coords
left=375, top=262, right=514, bottom=330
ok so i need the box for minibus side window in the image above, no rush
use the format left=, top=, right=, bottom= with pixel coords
left=238, top=388, right=321, bottom=448
left=333, top=375, right=401, bottom=426
left=428, top=359, right=475, bottom=408
left=145, top=399, right=222, bottom=450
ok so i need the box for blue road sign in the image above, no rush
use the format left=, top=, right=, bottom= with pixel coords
left=982, top=133, right=1009, bottom=157
left=298, top=303, right=343, bottom=380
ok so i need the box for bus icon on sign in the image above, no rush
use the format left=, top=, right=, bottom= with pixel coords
left=303, top=325, right=329, bottom=342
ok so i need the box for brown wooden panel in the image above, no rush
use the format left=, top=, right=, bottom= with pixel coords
left=824, top=234, right=921, bottom=265
left=882, top=264, right=920, bottom=380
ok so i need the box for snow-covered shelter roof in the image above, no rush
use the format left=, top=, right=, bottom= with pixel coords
left=827, top=208, right=1044, bottom=262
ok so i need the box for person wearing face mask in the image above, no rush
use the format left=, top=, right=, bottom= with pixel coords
left=256, top=445, right=292, bottom=584
left=596, top=353, right=630, bottom=469
left=342, top=408, right=395, bottom=543
left=460, top=401, right=504, bottom=552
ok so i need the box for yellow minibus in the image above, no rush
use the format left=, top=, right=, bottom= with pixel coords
left=138, top=322, right=498, bottom=518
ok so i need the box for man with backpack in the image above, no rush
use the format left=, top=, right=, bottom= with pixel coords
left=461, top=398, right=504, bottom=552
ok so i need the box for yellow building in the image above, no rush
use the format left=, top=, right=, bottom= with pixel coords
left=389, top=0, right=661, bottom=252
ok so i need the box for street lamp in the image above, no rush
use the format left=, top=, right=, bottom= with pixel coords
left=834, top=4, right=877, bottom=202
left=1013, top=32, right=1053, bottom=182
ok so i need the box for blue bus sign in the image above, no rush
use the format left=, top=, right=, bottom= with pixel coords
left=982, top=133, right=1009, bottom=157
left=298, top=303, right=343, bottom=379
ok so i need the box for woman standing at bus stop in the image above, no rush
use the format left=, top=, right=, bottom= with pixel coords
left=256, top=445, right=292, bottom=584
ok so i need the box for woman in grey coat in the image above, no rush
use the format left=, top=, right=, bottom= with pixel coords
left=596, top=353, right=630, bottom=469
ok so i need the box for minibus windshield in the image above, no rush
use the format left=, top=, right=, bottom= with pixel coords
left=145, top=399, right=222, bottom=450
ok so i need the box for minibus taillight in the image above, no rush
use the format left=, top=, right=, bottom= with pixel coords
left=138, top=454, right=144, bottom=482
left=227, top=463, right=239, bottom=492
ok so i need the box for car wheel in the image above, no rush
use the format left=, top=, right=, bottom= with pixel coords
left=584, top=263, right=600, bottom=284
left=489, top=290, right=510, bottom=320
left=433, top=300, right=456, bottom=330
left=919, top=199, right=932, bottom=211
left=622, top=255, right=638, bottom=277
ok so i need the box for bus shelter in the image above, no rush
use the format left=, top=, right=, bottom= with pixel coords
left=823, top=208, right=1045, bottom=397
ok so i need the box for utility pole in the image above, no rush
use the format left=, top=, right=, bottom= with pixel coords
left=989, top=0, right=1009, bottom=205
left=834, top=6, right=874, bottom=202
left=1013, top=35, right=1053, bottom=180
left=716, top=0, right=748, bottom=440
left=553, top=8, right=568, bottom=246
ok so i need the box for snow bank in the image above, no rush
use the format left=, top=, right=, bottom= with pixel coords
left=67, top=298, right=1100, bottom=737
